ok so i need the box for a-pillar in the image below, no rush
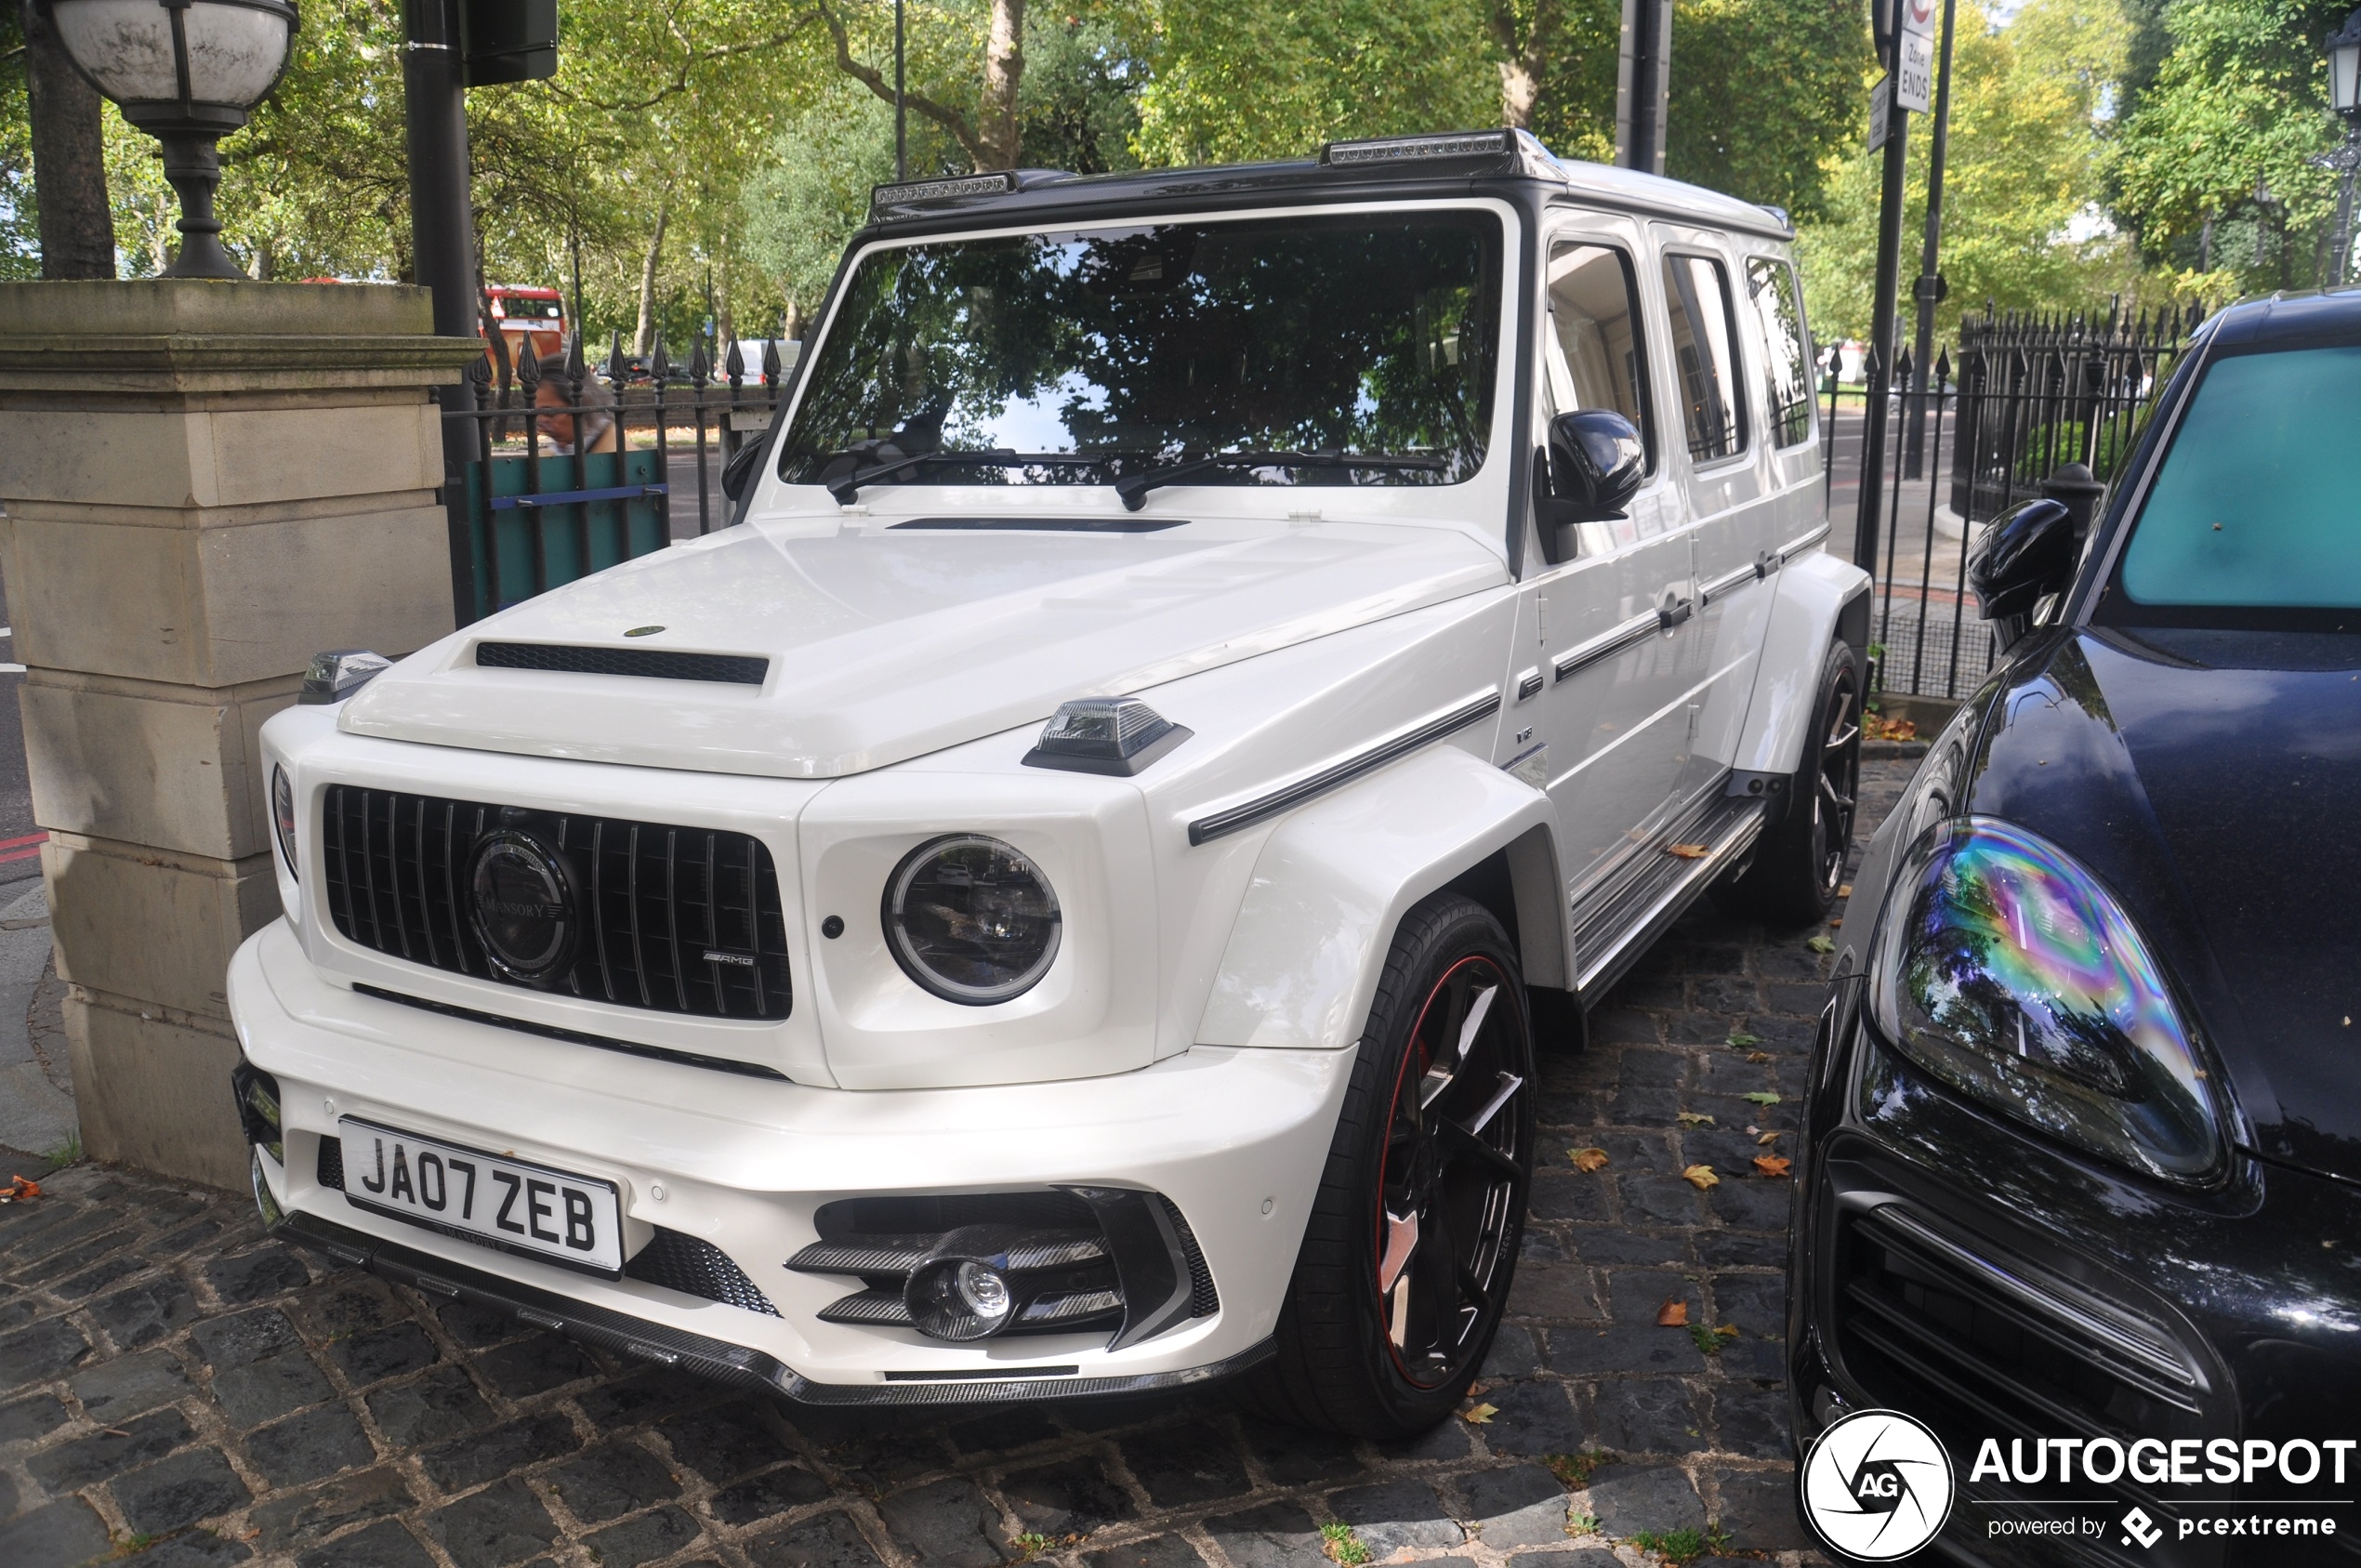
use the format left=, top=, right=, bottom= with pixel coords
left=0, top=281, right=481, bottom=1188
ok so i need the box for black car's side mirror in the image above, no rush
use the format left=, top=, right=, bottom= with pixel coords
left=1546, top=410, right=1646, bottom=520
left=1969, top=496, right=2077, bottom=652
left=721, top=438, right=765, bottom=502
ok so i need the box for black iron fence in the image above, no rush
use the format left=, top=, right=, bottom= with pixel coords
left=439, top=331, right=793, bottom=625
left=1838, top=298, right=2206, bottom=703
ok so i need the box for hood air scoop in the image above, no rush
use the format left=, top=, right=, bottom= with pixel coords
left=475, top=641, right=770, bottom=686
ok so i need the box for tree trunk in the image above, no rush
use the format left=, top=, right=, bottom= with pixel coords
left=634, top=202, right=670, bottom=357
left=20, top=0, right=118, bottom=278
left=977, top=0, right=1027, bottom=169
left=784, top=300, right=806, bottom=343
left=1489, top=0, right=1552, bottom=134
left=715, top=234, right=735, bottom=349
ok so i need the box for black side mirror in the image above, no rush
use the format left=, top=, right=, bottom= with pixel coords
left=1546, top=410, right=1645, bottom=520
left=721, top=437, right=765, bottom=502
left=1969, top=497, right=2077, bottom=622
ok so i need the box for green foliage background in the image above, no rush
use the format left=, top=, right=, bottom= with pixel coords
left=3, top=0, right=2347, bottom=343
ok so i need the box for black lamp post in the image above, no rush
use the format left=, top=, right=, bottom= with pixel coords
left=43, top=0, right=298, bottom=279
left=2325, top=9, right=2361, bottom=284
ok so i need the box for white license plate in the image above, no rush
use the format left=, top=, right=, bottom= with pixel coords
left=337, top=1117, right=624, bottom=1276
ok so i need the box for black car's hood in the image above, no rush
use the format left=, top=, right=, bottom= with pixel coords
left=1962, top=627, right=2361, bottom=1183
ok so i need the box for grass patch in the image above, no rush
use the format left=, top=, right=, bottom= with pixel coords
left=1688, top=1323, right=1743, bottom=1356
left=43, top=1129, right=82, bottom=1167
left=1629, top=1524, right=1733, bottom=1564
left=1319, top=1522, right=1371, bottom=1565
left=1567, top=1511, right=1601, bottom=1536
left=1543, top=1449, right=1615, bottom=1487
left=1013, top=1534, right=1062, bottom=1560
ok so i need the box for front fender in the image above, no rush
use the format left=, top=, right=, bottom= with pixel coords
left=1732, top=549, right=1871, bottom=779
left=1194, top=744, right=1559, bottom=1050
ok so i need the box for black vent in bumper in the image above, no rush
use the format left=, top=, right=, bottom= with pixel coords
left=318, top=1136, right=345, bottom=1191
left=1834, top=1199, right=2210, bottom=1442
left=788, top=1188, right=1218, bottom=1349
left=626, top=1231, right=781, bottom=1316
left=320, top=786, right=790, bottom=1021
left=475, top=642, right=770, bottom=686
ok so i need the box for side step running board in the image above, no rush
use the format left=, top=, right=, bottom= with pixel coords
left=1572, top=796, right=1768, bottom=1005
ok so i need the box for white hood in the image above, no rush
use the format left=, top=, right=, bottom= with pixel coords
left=340, top=518, right=1507, bottom=779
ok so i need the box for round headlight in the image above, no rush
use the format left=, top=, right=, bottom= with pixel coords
left=883, top=835, right=1062, bottom=1005
left=270, top=766, right=297, bottom=876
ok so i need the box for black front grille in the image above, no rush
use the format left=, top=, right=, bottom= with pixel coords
left=1835, top=1202, right=2208, bottom=1443
left=626, top=1231, right=781, bottom=1316
left=321, top=786, right=791, bottom=1021
left=475, top=642, right=769, bottom=685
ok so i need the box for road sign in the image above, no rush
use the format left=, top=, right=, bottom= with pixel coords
left=1867, top=74, right=1894, bottom=151
left=1901, top=0, right=1938, bottom=38
left=1896, top=31, right=1934, bottom=112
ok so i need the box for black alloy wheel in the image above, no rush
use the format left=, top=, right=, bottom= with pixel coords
left=1246, top=892, right=1535, bottom=1436
left=1714, top=639, right=1862, bottom=924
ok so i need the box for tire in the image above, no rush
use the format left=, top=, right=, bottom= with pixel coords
left=1243, top=892, right=1536, bottom=1437
left=1712, top=639, right=1862, bottom=925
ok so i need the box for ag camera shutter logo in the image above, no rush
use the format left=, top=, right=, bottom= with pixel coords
left=1800, top=1409, right=1955, bottom=1560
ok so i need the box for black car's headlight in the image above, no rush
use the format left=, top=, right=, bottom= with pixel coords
left=884, top=836, right=1062, bottom=1005
left=1866, top=815, right=2223, bottom=1183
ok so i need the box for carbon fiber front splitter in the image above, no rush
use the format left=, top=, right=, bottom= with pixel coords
left=264, top=1202, right=1273, bottom=1406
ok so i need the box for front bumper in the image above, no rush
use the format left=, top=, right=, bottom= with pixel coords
left=1790, top=1002, right=2361, bottom=1566
left=231, top=919, right=1349, bottom=1402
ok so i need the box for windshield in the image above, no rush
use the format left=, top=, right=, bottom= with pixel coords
left=777, top=210, right=1503, bottom=493
left=2108, top=345, right=2361, bottom=626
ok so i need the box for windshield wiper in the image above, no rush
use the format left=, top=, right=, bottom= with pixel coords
left=1112, top=450, right=1450, bottom=512
left=821, top=447, right=1106, bottom=505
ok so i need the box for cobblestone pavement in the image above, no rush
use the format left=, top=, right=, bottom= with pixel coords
left=0, top=760, right=1916, bottom=1568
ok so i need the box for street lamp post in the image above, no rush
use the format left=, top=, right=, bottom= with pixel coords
left=2322, top=8, right=2361, bottom=284
left=42, top=0, right=298, bottom=279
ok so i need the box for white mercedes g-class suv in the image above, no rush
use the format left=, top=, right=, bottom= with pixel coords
left=231, top=129, right=1868, bottom=1437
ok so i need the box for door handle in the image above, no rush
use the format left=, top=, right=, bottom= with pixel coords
left=1657, top=591, right=1694, bottom=633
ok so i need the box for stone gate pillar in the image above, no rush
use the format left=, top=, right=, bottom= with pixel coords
left=0, top=280, right=481, bottom=1188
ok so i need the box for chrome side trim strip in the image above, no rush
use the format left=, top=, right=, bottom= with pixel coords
left=1698, top=564, right=1756, bottom=604
left=1187, top=691, right=1502, bottom=846
left=1552, top=610, right=1660, bottom=683
left=1779, top=520, right=1833, bottom=562
left=271, top=1206, right=1273, bottom=1406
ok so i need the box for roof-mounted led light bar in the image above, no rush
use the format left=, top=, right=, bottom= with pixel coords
left=1319, top=129, right=1517, bottom=166
left=870, top=171, right=1019, bottom=214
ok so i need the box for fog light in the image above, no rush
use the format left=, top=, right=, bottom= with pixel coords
left=231, top=1061, right=283, bottom=1164
left=907, top=1257, right=1016, bottom=1340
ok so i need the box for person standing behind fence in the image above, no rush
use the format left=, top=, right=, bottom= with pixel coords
left=532, top=352, right=619, bottom=455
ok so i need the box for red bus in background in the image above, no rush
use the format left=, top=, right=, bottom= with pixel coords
left=483, top=283, right=567, bottom=370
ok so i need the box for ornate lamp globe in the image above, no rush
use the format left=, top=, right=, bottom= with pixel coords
left=42, top=0, right=300, bottom=278
left=2331, top=7, right=2361, bottom=120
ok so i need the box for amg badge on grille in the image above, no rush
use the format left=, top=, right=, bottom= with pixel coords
left=469, top=831, right=580, bottom=983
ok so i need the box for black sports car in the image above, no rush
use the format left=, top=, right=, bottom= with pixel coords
left=1789, top=289, right=2361, bottom=1565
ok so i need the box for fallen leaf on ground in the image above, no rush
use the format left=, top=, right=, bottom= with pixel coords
left=1753, top=1154, right=1793, bottom=1178
left=1667, top=843, right=1710, bottom=859
left=1746, top=1050, right=1774, bottom=1063
left=1742, top=1090, right=1782, bottom=1106
left=1464, top=1403, right=1497, bottom=1424
left=1838, top=883, right=1853, bottom=898
left=1569, top=1146, right=1610, bottom=1173
left=1806, top=935, right=1837, bottom=954
left=1676, top=1112, right=1716, bottom=1127
left=1656, top=1298, right=1690, bottom=1326
left=1758, top=1130, right=1783, bottom=1145
left=1829, top=917, right=1843, bottom=929
left=1725, top=1032, right=1761, bottom=1048
left=1682, top=1164, right=1721, bottom=1190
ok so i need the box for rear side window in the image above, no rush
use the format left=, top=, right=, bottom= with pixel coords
left=1746, top=257, right=1813, bottom=448
left=1544, top=241, right=1653, bottom=469
left=1662, top=254, right=1746, bottom=463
